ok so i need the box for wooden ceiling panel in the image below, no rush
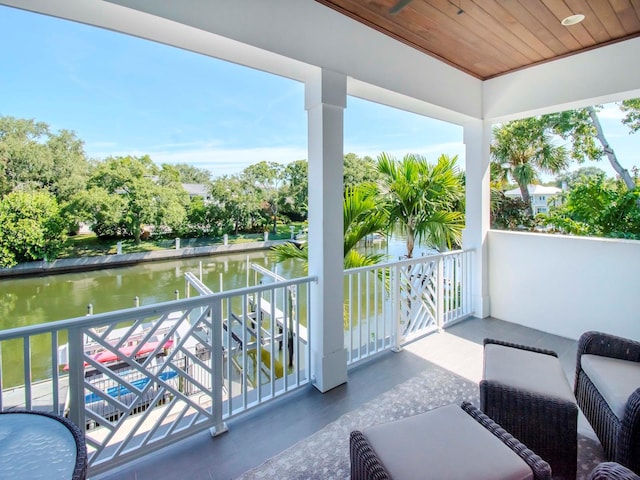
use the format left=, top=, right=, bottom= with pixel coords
left=588, top=0, right=626, bottom=37
left=544, top=0, right=597, bottom=47
left=520, top=0, right=583, bottom=52
left=616, top=1, right=640, bottom=33
left=568, top=0, right=611, bottom=44
left=501, top=1, right=566, bottom=56
left=315, top=0, right=640, bottom=79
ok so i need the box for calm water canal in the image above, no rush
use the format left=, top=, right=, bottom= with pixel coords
left=1, top=251, right=302, bottom=330
left=1, top=236, right=426, bottom=330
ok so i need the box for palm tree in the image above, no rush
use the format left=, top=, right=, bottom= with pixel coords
left=270, top=183, right=387, bottom=270
left=271, top=183, right=388, bottom=362
left=491, top=117, right=569, bottom=215
left=376, top=153, right=464, bottom=258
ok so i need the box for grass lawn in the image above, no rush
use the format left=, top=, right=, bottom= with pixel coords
left=58, top=223, right=306, bottom=259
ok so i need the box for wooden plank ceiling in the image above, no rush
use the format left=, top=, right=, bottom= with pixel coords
left=315, top=0, right=640, bottom=80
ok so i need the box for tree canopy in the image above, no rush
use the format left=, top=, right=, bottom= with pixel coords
left=0, top=116, right=90, bottom=200
left=491, top=117, right=569, bottom=214
left=270, top=182, right=387, bottom=271
left=74, top=155, right=189, bottom=242
left=0, top=190, right=66, bottom=267
left=377, top=153, right=465, bottom=257
left=171, top=163, right=212, bottom=184
left=543, top=176, right=640, bottom=239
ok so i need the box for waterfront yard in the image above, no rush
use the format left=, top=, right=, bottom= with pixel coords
left=58, top=222, right=307, bottom=259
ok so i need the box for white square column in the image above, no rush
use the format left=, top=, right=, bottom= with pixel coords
left=462, top=119, right=492, bottom=318
left=305, top=69, right=348, bottom=392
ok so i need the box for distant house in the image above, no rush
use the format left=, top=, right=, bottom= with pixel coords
left=182, top=183, right=212, bottom=203
left=504, top=185, right=562, bottom=214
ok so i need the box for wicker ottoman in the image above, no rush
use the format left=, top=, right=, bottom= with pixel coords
left=481, top=338, right=578, bottom=480
left=350, top=402, right=551, bottom=480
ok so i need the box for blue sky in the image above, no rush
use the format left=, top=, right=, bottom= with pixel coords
left=1, top=5, right=638, bottom=180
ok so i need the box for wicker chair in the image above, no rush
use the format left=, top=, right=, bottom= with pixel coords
left=350, top=401, right=551, bottom=480
left=588, top=462, right=640, bottom=480
left=575, top=331, right=640, bottom=475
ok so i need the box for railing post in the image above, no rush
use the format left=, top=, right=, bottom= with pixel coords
left=437, top=256, right=445, bottom=332
left=66, top=326, right=85, bottom=432
left=392, top=263, right=403, bottom=352
left=209, top=298, right=227, bottom=437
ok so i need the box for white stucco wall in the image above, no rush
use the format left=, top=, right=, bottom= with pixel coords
left=488, top=230, right=640, bottom=341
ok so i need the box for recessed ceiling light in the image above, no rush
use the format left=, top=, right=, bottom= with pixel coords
left=561, top=14, right=585, bottom=26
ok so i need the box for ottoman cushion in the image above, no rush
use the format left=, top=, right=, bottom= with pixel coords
left=362, top=404, right=533, bottom=480
left=484, top=343, right=575, bottom=403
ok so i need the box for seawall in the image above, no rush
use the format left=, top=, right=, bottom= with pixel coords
left=0, top=240, right=295, bottom=279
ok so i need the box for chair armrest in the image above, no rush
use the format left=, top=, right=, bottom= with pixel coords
left=577, top=332, right=640, bottom=362
left=588, top=462, right=640, bottom=480
left=461, top=401, right=552, bottom=480
left=617, top=388, right=640, bottom=473
left=484, top=338, right=558, bottom=357
left=349, top=430, right=391, bottom=480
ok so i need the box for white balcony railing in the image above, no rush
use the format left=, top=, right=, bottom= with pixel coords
left=0, top=275, right=315, bottom=475
left=0, top=251, right=473, bottom=475
left=344, top=249, right=474, bottom=365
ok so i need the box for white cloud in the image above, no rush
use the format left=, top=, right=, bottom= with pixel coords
left=147, top=145, right=308, bottom=176
left=86, top=141, right=468, bottom=177
left=346, top=141, right=466, bottom=166
left=597, top=103, right=625, bottom=120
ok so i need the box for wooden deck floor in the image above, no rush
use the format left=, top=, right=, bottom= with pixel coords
left=95, top=317, right=602, bottom=480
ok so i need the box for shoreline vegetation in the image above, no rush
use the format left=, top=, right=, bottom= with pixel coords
left=0, top=225, right=304, bottom=279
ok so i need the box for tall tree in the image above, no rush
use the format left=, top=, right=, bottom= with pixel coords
left=344, top=153, right=381, bottom=189
left=0, top=116, right=51, bottom=195
left=69, top=186, right=128, bottom=238
left=87, top=155, right=159, bottom=242
left=210, top=174, right=262, bottom=234
left=621, top=98, right=640, bottom=132
left=491, top=117, right=570, bottom=214
left=586, top=106, right=635, bottom=191
left=545, top=104, right=638, bottom=191
left=156, top=164, right=190, bottom=234
left=554, top=167, right=608, bottom=190
left=0, top=191, right=66, bottom=267
left=280, top=159, right=308, bottom=221
left=79, top=156, right=186, bottom=242
left=0, top=116, right=89, bottom=200
left=170, top=163, right=212, bottom=184
left=271, top=183, right=387, bottom=270
left=45, top=128, right=90, bottom=202
left=243, top=161, right=285, bottom=234
left=377, top=153, right=464, bottom=258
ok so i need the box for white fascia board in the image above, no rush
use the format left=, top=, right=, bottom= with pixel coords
left=105, top=0, right=482, bottom=120
left=348, top=78, right=477, bottom=126
left=483, top=37, right=640, bottom=123
left=4, top=0, right=481, bottom=122
left=0, top=0, right=317, bottom=84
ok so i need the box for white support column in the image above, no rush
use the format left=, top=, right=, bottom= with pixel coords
left=462, top=119, right=492, bottom=318
left=305, top=69, right=348, bottom=393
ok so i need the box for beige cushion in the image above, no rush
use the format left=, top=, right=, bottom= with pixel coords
left=362, top=404, right=533, bottom=480
left=484, top=344, right=575, bottom=404
left=581, top=354, right=640, bottom=420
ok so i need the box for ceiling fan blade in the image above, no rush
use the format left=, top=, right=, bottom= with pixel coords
left=389, top=0, right=414, bottom=15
